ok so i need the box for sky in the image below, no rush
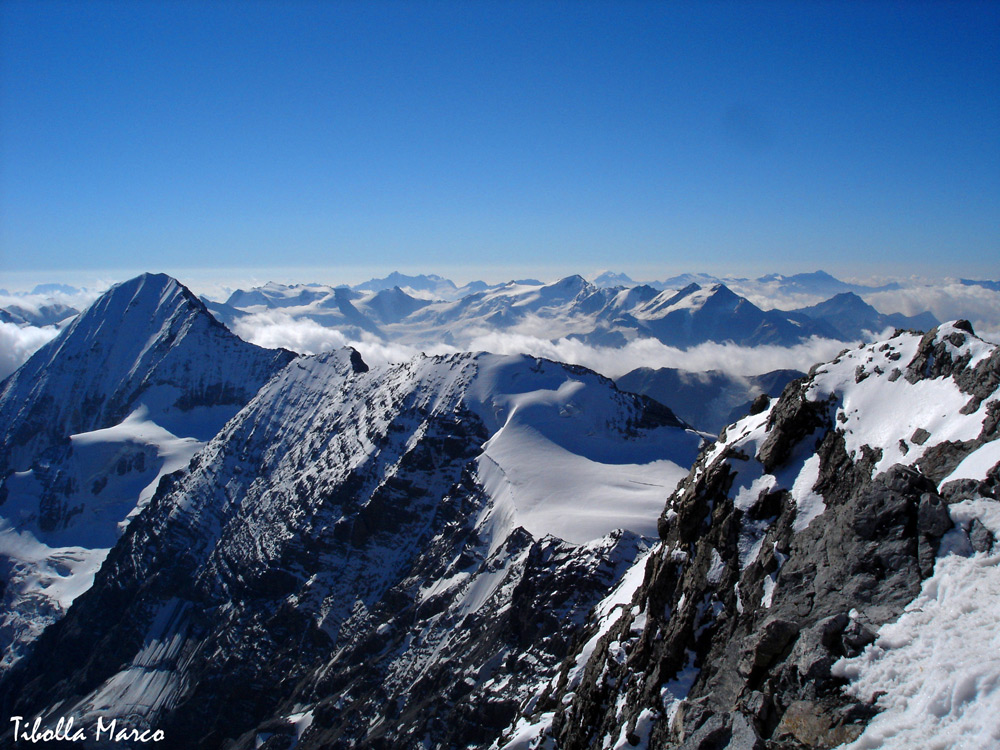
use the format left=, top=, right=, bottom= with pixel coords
left=1, top=0, right=998, bottom=287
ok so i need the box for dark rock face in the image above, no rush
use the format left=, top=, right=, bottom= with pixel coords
left=542, top=446, right=933, bottom=750
left=3, top=312, right=995, bottom=750
left=0, top=350, right=693, bottom=750
left=755, top=379, right=832, bottom=474
left=503, top=322, right=1000, bottom=750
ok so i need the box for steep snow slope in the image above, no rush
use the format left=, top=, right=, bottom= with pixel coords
left=1, top=349, right=704, bottom=749
left=500, top=321, right=1000, bottom=750
left=0, top=273, right=295, bottom=674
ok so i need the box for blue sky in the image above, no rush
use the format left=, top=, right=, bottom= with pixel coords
left=1, top=0, right=997, bottom=286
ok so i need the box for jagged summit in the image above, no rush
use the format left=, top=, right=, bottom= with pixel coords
left=0, top=273, right=297, bottom=677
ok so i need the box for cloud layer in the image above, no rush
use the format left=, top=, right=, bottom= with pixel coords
left=232, top=310, right=852, bottom=379
left=864, top=283, right=1000, bottom=342
left=0, top=322, right=59, bottom=380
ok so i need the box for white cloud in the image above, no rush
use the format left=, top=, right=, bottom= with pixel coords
left=232, top=311, right=354, bottom=355
left=462, top=332, right=850, bottom=379
left=232, top=311, right=461, bottom=367
left=217, top=275, right=1000, bottom=381
left=232, top=309, right=850, bottom=380
left=862, top=282, right=1000, bottom=338
left=0, top=289, right=102, bottom=317
left=0, top=323, right=60, bottom=380
left=725, top=285, right=831, bottom=311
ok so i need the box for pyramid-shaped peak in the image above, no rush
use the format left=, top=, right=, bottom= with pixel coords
left=675, top=281, right=702, bottom=295
left=0, top=273, right=294, bottom=473
left=551, top=274, right=589, bottom=288
left=670, top=282, right=740, bottom=310
left=822, top=291, right=870, bottom=308
left=706, top=282, right=739, bottom=298
left=90, top=272, right=197, bottom=313
left=107, top=272, right=189, bottom=303
left=66, top=273, right=215, bottom=343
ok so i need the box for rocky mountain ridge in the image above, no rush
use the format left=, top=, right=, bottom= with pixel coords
left=500, top=321, right=1000, bottom=749
left=0, top=322, right=704, bottom=749
left=0, top=272, right=991, bottom=750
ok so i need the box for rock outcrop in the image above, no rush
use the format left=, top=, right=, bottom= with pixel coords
left=501, top=322, right=1000, bottom=749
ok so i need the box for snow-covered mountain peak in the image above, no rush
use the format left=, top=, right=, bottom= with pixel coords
left=591, top=270, right=637, bottom=288
left=637, top=282, right=735, bottom=318
left=0, top=345, right=706, bottom=747
left=634, top=283, right=699, bottom=317
left=0, top=274, right=296, bottom=674
left=529, top=274, right=595, bottom=305
left=353, top=271, right=460, bottom=299
left=552, top=273, right=588, bottom=289
left=354, top=285, right=430, bottom=323
left=606, top=283, right=659, bottom=310
left=161, top=347, right=703, bottom=564
left=698, top=320, right=998, bottom=500
left=224, top=281, right=348, bottom=309
left=0, top=273, right=294, bottom=472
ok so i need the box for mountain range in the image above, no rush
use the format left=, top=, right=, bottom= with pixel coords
left=212, top=274, right=936, bottom=354
left=0, top=273, right=995, bottom=750
left=0, top=274, right=704, bottom=748
left=592, top=270, right=902, bottom=298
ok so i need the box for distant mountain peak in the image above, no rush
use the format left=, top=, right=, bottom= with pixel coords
left=592, top=271, right=637, bottom=288
left=757, top=269, right=838, bottom=283
left=28, top=282, right=81, bottom=296
left=791, top=291, right=937, bottom=340
left=353, top=272, right=459, bottom=298
left=553, top=273, right=589, bottom=289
